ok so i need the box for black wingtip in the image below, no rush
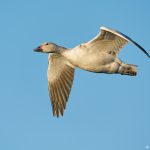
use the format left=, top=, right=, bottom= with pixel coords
left=128, top=39, right=150, bottom=59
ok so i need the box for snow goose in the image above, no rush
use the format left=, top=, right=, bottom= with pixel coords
left=34, top=26, right=150, bottom=117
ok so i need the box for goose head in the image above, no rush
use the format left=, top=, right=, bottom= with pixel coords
left=34, top=42, right=57, bottom=53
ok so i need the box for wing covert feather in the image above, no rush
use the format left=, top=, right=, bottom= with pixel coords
left=84, top=27, right=150, bottom=58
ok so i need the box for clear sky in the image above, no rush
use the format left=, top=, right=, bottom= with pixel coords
left=0, top=0, right=150, bottom=150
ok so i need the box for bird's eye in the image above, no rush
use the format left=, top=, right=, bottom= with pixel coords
left=45, top=43, right=49, bottom=45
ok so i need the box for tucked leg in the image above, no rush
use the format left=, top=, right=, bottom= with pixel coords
left=100, top=58, right=137, bottom=76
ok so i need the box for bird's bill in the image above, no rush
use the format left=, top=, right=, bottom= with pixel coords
left=33, top=46, right=43, bottom=52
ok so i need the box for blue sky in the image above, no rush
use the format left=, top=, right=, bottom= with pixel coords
left=0, top=0, right=150, bottom=150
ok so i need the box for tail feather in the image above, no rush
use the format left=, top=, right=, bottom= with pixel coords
left=119, top=64, right=137, bottom=76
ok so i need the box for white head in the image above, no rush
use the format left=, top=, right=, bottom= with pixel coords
left=34, top=42, right=57, bottom=53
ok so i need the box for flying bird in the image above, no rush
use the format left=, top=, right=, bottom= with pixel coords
left=34, top=26, right=150, bottom=117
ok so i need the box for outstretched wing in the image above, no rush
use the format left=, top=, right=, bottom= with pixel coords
left=84, top=26, right=150, bottom=58
left=47, top=53, right=75, bottom=117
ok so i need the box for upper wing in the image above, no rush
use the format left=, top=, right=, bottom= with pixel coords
left=47, top=53, right=75, bottom=117
left=84, top=26, right=150, bottom=58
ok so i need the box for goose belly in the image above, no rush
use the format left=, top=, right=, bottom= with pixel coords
left=63, top=49, right=115, bottom=72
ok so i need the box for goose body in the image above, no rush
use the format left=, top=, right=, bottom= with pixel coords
left=62, top=45, right=116, bottom=72
left=34, top=26, right=150, bottom=117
